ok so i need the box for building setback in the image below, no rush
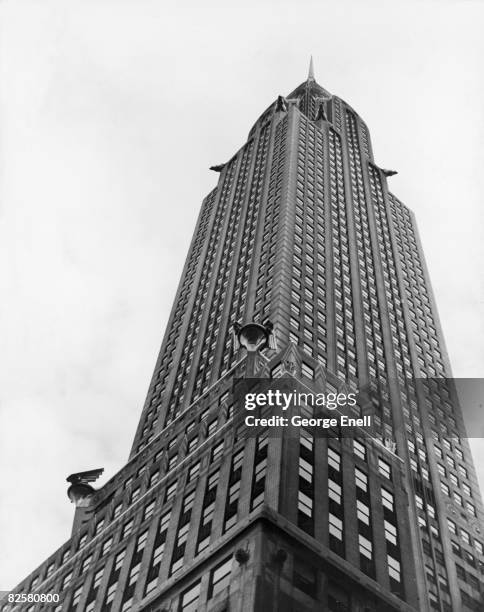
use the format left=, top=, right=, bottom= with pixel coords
left=6, top=62, right=484, bottom=612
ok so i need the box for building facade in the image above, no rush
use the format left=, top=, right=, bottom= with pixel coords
left=5, top=64, right=484, bottom=612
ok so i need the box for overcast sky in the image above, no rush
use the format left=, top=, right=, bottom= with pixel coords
left=1, top=0, right=483, bottom=591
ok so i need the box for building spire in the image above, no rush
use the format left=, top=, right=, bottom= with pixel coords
left=308, top=56, right=315, bottom=81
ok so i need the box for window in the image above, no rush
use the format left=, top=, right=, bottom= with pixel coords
left=388, top=555, right=401, bottom=582
left=211, top=440, right=224, bottom=462
left=415, top=494, right=424, bottom=510
left=165, top=481, right=177, bottom=502
left=382, top=488, right=394, bottom=512
left=128, top=562, right=141, bottom=585
left=187, top=462, right=201, bottom=482
left=145, top=576, right=158, bottom=597
left=81, top=554, right=92, bottom=573
left=378, top=458, right=391, bottom=480
left=78, top=533, right=87, bottom=549
left=232, top=448, right=244, bottom=472
left=62, top=572, right=73, bottom=589
left=179, top=580, right=201, bottom=612
left=136, top=530, right=149, bottom=552
left=182, top=490, right=196, bottom=515
left=168, top=436, right=178, bottom=451
left=160, top=510, right=171, bottom=532
left=122, top=519, right=134, bottom=538
left=176, top=522, right=190, bottom=546
left=187, top=436, right=198, bottom=453
left=171, top=555, right=184, bottom=575
left=208, top=556, right=232, bottom=598
left=437, top=463, right=446, bottom=478
left=328, top=448, right=341, bottom=471
left=384, top=520, right=397, bottom=545
left=72, top=586, right=83, bottom=606
left=168, top=454, right=178, bottom=471
left=112, top=502, right=123, bottom=519
left=105, top=582, right=117, bottom=604
left=114, top=549, right=126, bottom=571
left=298, top=491, right=313, bottom=516
left=358, top=535, right=372, bottom=559
left=447, top=519, right=457, bottom=535
left=357, top=500, right=370, bottom=525
left=93, top=567, right=104, bottom=588
left=301, top=363, right=314, bottom=379
left=355, top=468, right=368, bottom=492
left=299, top=457, right=313, bottom=481
left=353, top=439, right=366, bottom=461
left=143, top=499, right=156, bottom=521
left=444, top=452, right=456, bottom=468
left=328, top=479, right=342, bottom=505
left=300, top=430, right=313, bottom=452
left=102, top=537, right=113, bottom=556
left=207, top=418, right=218, bottom=436
left=329, top=513, right=343, bottom=540
left=149, top=472, right=159, bottom=488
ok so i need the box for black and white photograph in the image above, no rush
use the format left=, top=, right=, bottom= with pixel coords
left=1, top=1, right=483, bottom=611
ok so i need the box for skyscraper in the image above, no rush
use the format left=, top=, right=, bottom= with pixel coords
left=5, top=62, right=484, bottom=612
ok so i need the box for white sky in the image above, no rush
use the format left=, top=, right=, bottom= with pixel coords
left=1, top=0, right=483, bottom=591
